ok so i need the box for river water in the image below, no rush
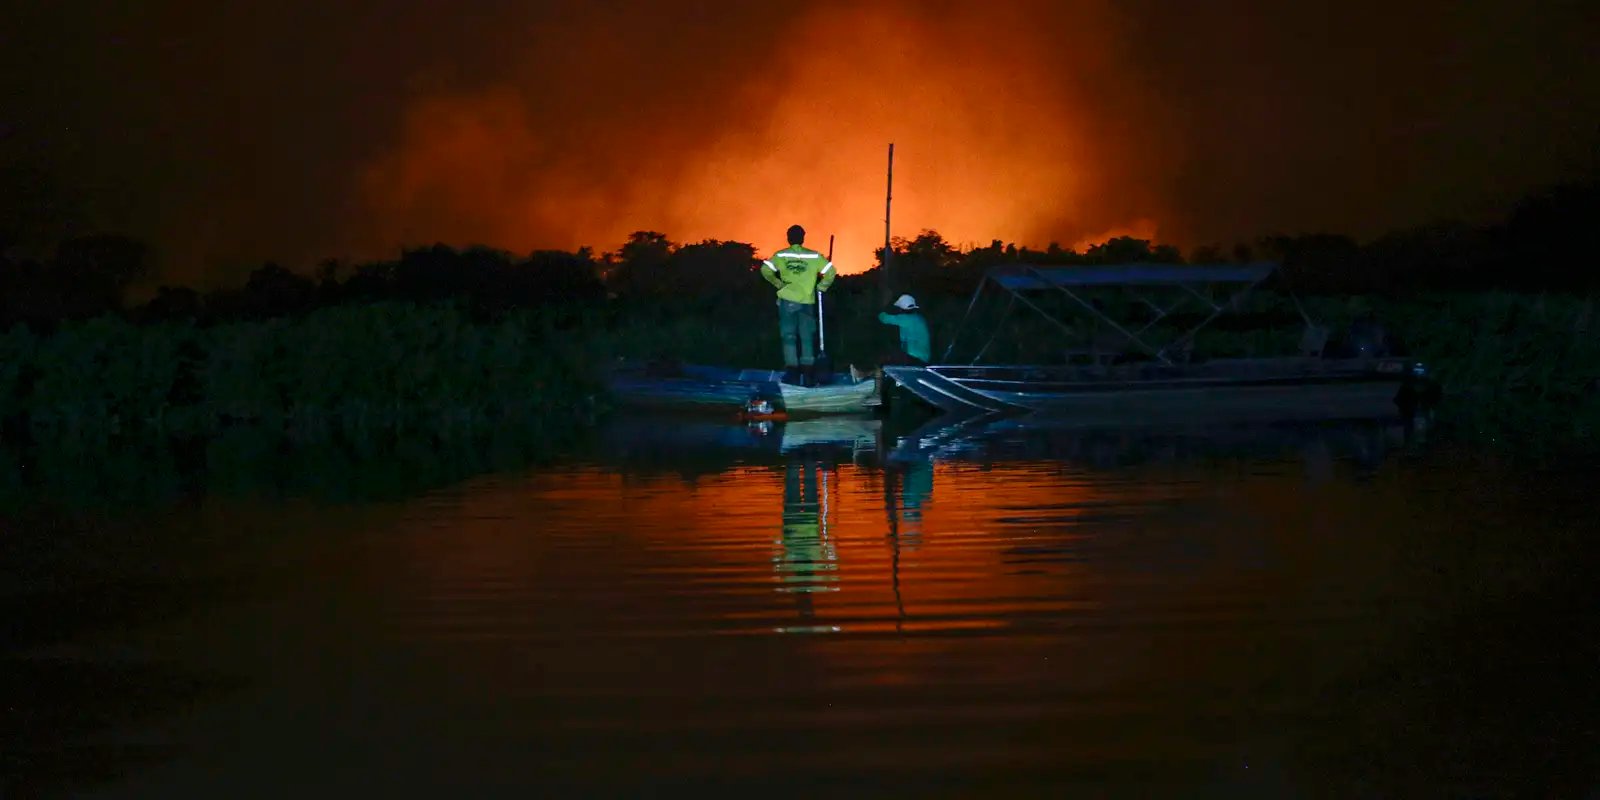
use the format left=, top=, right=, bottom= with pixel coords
left=4, top=413, right=1597, bottom=797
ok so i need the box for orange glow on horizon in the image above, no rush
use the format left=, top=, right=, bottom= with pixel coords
left=1071, top=218, right=1160, bottom=253
left=356, top=1, right=1170, bottom=273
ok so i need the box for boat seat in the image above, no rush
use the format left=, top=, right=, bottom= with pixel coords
left=735, top=368, right=859, bottom=387
left=737, top=368, right=784, bottom=383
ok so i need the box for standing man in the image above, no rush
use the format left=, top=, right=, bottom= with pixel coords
left=761, top=224, right=835, bottom=386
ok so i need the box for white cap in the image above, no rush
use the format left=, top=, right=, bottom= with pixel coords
left=893, top=294, right=918, bottom=310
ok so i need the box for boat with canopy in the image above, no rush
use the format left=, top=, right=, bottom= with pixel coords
left=882, top=262, right=1429, bottom=422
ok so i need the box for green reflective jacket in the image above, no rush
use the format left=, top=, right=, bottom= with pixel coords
left=761, top=244, right=835, bottom=305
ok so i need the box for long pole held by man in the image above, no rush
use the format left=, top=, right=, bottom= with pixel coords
left=814, top=234, right=834, bottom=381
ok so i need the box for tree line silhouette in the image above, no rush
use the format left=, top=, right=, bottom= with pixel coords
left=1, top=177, right=1595, bottom=331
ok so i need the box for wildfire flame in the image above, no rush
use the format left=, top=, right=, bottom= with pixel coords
left=358, top=1, right=1165, bottom=271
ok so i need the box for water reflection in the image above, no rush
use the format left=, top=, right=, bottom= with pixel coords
left=884, top=455, right=931, bottom=545
left=774, top=451, right=839, bottom=630
left=6, top=409, right=1598, bottom=797
left=0, top=421, right=578, bottom=512
left=592, top=409, right=1420, bottom=641
left=885, top=410, right=1410, bottom=478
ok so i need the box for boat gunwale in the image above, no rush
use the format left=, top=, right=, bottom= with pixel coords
left=607, top=361, right=878, bottom=414
left=944, top=372, right=1404, bottom=394
left=883, top=361, right=1409, bottom=415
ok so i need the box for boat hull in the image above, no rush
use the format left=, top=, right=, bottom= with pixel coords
left=884, top=359, right=1412, bottom=423
left=885, top=409, right=1410, bottom=468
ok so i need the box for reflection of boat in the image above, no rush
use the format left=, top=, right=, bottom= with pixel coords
left=587, top=414, right=880, bottom=471
left=885, top=410, right=1407, bottom=470
left=606, top=362, right=879, bottom=415
left=770, top=416, right=880, bottom=454
left=884, top=263, right=1427, bottom=421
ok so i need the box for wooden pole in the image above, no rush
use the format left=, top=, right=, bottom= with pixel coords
left=882, top=143, right=894, bottom=305
left=818, top=234, right=833, bottom=356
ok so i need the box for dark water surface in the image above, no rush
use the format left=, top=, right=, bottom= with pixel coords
left=4, top=414, right=1598, bottom=798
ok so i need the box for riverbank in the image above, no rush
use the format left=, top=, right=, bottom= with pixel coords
left=1, top=289, right=1595, bottom=456
left=1, top=303, right=608, bottom=444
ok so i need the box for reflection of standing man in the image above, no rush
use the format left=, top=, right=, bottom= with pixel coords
left=775, top=451, right=838, bottom=619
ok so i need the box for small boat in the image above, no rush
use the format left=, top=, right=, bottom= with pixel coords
left=605, top=362, right=880, bottom=416
left=885, top=358, right=1417, bottom=421
left=884, top=262, right=1433, bottom=422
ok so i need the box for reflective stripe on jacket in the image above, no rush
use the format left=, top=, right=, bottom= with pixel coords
left=762, top=245, right=834, bottom=304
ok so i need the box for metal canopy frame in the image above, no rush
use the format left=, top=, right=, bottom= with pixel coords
left=941, top=262, right=1279, bottom=366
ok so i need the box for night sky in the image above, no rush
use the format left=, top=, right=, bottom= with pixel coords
left=3, top=0, right=1596, bottom=284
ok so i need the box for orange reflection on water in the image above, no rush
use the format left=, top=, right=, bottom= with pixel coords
left=389, top=437, right=1408, bottom=673
left=74, top=418, right=1593, bottom=797
left=392, top=452, right=1208, bottom=644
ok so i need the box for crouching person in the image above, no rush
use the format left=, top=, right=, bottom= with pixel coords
left=878, top=294, right=931, bottom=365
